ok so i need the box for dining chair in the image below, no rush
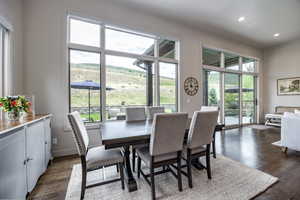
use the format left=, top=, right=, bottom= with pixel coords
left=125, top=107, right=146, bottom=122
left=184, top=110, right=218, bottom=188
left=136, top=113, right=188, bottom=200
left=125, top=107, right=147, bottom=171
left=146, top=106, right=165, bottom=120
left=200, top=106, right=220, bottom=158
left=68, top=112, right=125, bottom=200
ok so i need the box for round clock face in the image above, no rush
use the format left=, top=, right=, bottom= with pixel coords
left=184, top=77, right=199, bottom=96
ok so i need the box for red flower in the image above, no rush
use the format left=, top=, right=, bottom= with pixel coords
left=11, top=100, right=17, bottom=107
left=0, top=103, right=3, bottom=107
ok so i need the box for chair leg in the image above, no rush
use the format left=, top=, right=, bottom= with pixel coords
left=80, top=157, right=87, bottom=200
left=206, top=144, right=212, bottom=179
left=137, top=156, right=141, bottom=178
left=150, top=160, right=156, bottom=200
left=177, top=151, right=183, bottom=192
left=213, top=131, right=217, bottom=158
left=119, top=163, right=125, bottom=190
left=116, top=164, right=119, bottom=172
left=187, top=149, right=193, bottom=188
left=132, top=148, right=136, bottom=172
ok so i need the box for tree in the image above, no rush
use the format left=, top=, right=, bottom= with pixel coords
left=208, top=88, right=218, bottom=105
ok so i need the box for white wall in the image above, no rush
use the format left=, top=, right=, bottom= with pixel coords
left=23, top=0, right=263, bottom=157
left=0, top=0, right=23, bottom=95
left=263, top=39, right=300, bottom=114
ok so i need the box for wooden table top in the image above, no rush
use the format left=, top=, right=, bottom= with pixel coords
left=101, top=120, right=153, bottom=146
left=0, top=114, right=52, bottom=137
left=101, top=119, right=225, bottom=148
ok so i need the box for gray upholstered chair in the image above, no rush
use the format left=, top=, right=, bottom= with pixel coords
left=125, top=107, right=146, bottom=122
left=125, top=107, right=147, bottom=171
left=136, top=113, right=188, bottom=200
left=146, top=106, right=165, bottom=120
left=68, top=112, right=125, bottom=200
left=184, top=110, right=218, bottom=188
left=200, top=106, right=220, bottom=158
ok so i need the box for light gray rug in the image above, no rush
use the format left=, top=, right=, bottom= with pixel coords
left=65, top=155, right=278, bottom=200
left=248, top=124, right=275, bottom=131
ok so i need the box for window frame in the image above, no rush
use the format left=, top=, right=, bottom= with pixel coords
left=202, top=45, right=260, bottom=128
left=67, top=15, right=179, bottom=123
left=0, top=25, right=9, bottom=97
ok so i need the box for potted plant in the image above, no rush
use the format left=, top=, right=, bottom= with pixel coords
left=0, top=96, right=31, bottom=121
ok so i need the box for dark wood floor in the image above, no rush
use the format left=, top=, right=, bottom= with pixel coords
left=28, top=126, right=300, bottom=200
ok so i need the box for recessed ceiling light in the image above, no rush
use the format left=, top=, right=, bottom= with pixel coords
left=274, top=33, right=280, bottom=37
left=238, top=17, right=245, bottom=22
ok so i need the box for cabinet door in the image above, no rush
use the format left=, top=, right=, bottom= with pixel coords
left=0, top=129, right=27, bottom=199
left=44, top=118, right=51, bottom=167
left=26, top=121, right=45, bottom=192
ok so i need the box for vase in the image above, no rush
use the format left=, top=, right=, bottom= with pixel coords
left=7, top=111, right=22, bottom=121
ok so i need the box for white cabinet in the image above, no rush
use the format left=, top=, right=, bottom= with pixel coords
left=0, top=129, right=27, bottom=200
left=44, top=118, right=51, bottom=167
left=26, top=121, right=47, bottom=192
left=0, top=115, right=52, bottom=199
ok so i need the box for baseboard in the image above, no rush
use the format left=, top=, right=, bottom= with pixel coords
left=52, top=144, right=100, bottom=158
left=52, top=148, right=77, bottom=157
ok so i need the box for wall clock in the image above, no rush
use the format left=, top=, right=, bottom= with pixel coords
left=184, top=77, right=199, bottom=96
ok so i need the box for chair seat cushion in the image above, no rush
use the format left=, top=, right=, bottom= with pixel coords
left=182, top=145, right=206, bottom=159
left=136, top=146, right=177, bottom=166
left=86, top=146, right=123, bottom=170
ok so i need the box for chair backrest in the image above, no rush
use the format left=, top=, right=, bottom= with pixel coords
left=187, top=111, right=218, bottom=149
left=200, top=106, right=219, bottom=112
left=67, top=112, right=89, bottom=156
left=146, top=106, right=165, bottom=119
left=125, top=107, right=146, bottom=122
left=150, top=113, right=188, bottom=156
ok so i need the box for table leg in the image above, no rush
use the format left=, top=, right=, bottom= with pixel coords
left=123, top=145, right=137, bottom=192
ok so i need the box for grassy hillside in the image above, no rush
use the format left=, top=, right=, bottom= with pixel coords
left=70, top=63, right=176, bottom=107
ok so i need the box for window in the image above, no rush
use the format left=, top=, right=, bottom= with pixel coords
left=105, top=28, right=155, bottom=55
left=106, top=55, right=154, bottom=120
left=159, top=39, right=177, bottom=59
left=242, top=75, right=256, bottom=124
left=159, top=62, right=177, bottom=113
left=224, top=52, right=239, bottom=70
left=202, top=47, right=259, bottom=127
left=203, top=70, right=220, bottom=107
left=202, top=48, right=221, bottom=67
left=69, top=50, right=101, bottom=122
left=242, top=57, right=256, bottom=72
left=0, top=25, right=8, bottom=97
left=70, top=18, right=100, bottom=47
left=68, top=16, right=179, bottom=122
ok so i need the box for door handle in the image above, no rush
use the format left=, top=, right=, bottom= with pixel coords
left=26, top=158, right=33, bottom=162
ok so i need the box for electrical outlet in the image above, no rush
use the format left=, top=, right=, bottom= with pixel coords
left=52, top=138, right=58, bottom=145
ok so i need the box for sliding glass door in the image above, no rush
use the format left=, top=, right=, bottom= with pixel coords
left=203, top=71, right=258, bottom=127
left=203, top=70, right=221, bottom=107
left=224, top=73, right=240, bottom=126
left=242, top=75, right=256, bottom=124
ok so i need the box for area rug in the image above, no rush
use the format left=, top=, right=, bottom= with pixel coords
left=65, top=155, right=278, bottom=200
left=248, top=124, right=275, bottom=131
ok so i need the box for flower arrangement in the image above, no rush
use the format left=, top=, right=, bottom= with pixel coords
left=0, top=96, right=31, bottom=121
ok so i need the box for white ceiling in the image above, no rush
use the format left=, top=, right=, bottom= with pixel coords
left=110, top=0, right=300, bottom=48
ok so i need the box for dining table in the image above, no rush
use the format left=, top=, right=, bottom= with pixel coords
left=101, top=119, right=224, bottom=192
